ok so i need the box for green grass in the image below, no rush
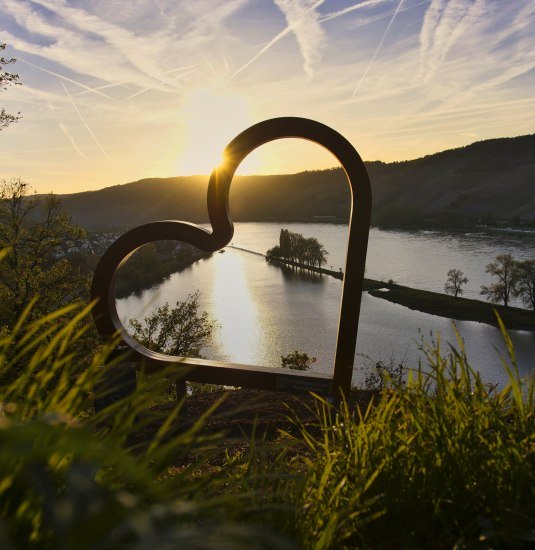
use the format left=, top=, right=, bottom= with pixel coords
left=277, top=321, right=535, bottom=548
left=1, top=296, right=533, bottom=548
left=0, top=301, right=291, bottom=549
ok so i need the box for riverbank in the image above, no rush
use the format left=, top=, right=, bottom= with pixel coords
left=260, top=251, right=535, bottom=331
left=115, top=246, right=212, bottom=298
left=368, top=280, right=535, bottom=331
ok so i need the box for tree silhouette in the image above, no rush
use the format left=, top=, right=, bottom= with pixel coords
left=444, top=268, right=468, bottom=298
left=480, top=254, right=517, bottom=307
left=271, top=229, right=328, bottom=269
left=513, top=259, right=535, bottom=310
left=129, top=291, right=216, bottom=357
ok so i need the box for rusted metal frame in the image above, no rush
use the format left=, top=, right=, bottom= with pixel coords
left=91, top=117, right=371, bottom=402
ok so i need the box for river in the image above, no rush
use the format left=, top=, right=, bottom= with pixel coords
left=116, top=223, right=535, bottom=388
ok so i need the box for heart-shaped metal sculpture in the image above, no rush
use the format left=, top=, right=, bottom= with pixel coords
left=91, top=117, right=372, bottom=400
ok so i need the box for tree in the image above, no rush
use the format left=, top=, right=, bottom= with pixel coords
left=1, top=43, right=21, bottom=130
left=513, top=259, right=535, bottom=310
left=271, top=229, right=328, bottom=268
left=280, top=350, right=316, bottom=371
left=129, top=292, right=217, bottom=357
left=266, top=245, right=281, bottom=259
left=0, top=178, right=89, bottom=326
left=480, top=254, right=517, bottom=307
left=444, top=268, right=468, bottom=298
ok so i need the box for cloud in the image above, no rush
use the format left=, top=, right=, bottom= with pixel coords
left=1, top=0, right=245, bottom=93
left=419, top=0, right=486, bottom=82
left=272, top=0, right=326, bottom=78
left=230, top=0, right=325, bottom=80
left=351, top=0, right=405, bottom=99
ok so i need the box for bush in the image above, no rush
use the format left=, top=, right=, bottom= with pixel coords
left=280, top=350, right=317, bottom=371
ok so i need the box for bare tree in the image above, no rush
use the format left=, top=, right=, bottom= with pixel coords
left=513, top=259, right=535, bottom=310
left=480, top=254, right=517, bottom=307
left=444, top=268, right=468, bottom=298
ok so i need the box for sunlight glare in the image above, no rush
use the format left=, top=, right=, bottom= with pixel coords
left=212, top=251, right=261, bottom=364
left=177, top=87, right=261, bottom=175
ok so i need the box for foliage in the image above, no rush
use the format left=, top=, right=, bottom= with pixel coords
left=115, top=242, right=211, bottom=298
left=363, top=355, right=405, bottom=390
left=267, top=229, right=328, bottom=269
left=480, top=253, right=517, bottom=306
left=280, top=350, right=316, bottom=371
left=514, top=259, right=535, bottom=310
left=0, top=302, right=291, bottom=549
left=0, top=43, right=21, bottom=130
left=129, top=291, right=217, bottom=357
left=444, top=267, right=468, bottom=298
left=284, top=324, right=535, bottom=549
left=0, top=178, right=90, bottom=327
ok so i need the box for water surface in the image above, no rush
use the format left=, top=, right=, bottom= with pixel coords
left=117, top=224, right=535, bottom=388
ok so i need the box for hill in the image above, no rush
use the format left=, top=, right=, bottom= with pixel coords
left=57, top=133, right=535, bottom=230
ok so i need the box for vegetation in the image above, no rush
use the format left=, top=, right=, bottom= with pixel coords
left=55, top=134, right=535, bottom=230
left=282, top=324, right=534, bottom=548
left=115, top=242, right=211, bottom=298
left=444, top=267, right=468, bottom=298
left=0, top=178, right=90, bottom=327
left=1, top=43, right=21, bottom=130
left=0, top=283, right=533, bottom=548
left=129, top=292, right=217, bottom=357
left=266, top=229, right=328, bottom=269
left=363, top=355, right=406, bottom=390
left=480, top=253, right=517, bottom=307
left=477, top=254, right=535, bottom=310
left=514, top=259, right=535, bottom=310
left=0, top=301, right=287, bottom=548
left=280, top=350, right=316, bottom=371
left=368, top=279, right=535, bottom=331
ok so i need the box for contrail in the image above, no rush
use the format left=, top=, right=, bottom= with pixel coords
left=320, top=0, right=391, bottom=23
left=61, top=81, right=110, bottom=159
left=351, top=0, right=405, bottom=99
left=229, top=0, right=326, bottom=80
left=48, top=100, right=87, bottom=158
left=59, top=123, right=87, bottom=159
left=74, top=64, right=199, bottom=97
left=19, top=58, right=116, bottom=102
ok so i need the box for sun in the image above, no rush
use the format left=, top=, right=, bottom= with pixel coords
left=177, top=87, right=261, bottom=175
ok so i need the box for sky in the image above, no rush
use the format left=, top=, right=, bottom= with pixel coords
left=1, top=0, right=534, bottom=194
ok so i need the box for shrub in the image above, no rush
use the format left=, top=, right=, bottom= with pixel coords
left=281, top=350, right=317, bottom=371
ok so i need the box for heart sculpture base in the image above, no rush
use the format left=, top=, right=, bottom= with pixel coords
left=91, top=117, right=372, bottom=403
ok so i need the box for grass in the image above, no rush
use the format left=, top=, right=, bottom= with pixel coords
left=276, top=321, right=535, bottom=548
left=0, top=301, right=291, bottom=549
left=0, top=298, right=533, bottom=548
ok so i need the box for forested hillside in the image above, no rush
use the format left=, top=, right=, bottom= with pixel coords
left=57, top=133, right=535, bottom=229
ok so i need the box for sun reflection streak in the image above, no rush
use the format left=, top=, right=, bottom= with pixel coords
left=211, top=250, right=261, bottom=365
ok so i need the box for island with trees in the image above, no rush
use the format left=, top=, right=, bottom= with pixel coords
left=262, top=229, right=535, bottom=331
left=265, top=229, right=340, bottom=277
